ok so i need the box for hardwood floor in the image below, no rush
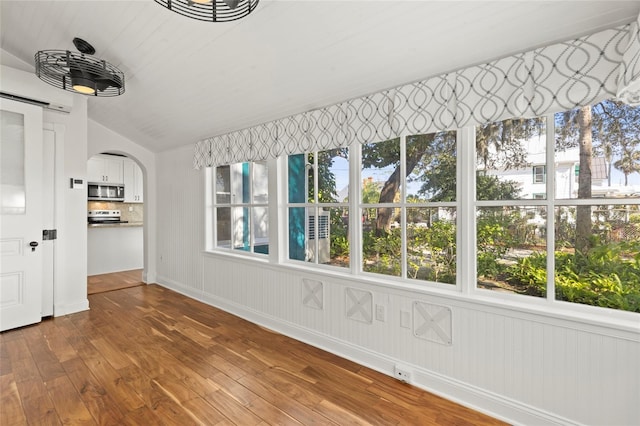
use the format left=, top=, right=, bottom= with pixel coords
left=0, top=284, right=507, bottom=425
left=87, top=269, right=144, bottom=295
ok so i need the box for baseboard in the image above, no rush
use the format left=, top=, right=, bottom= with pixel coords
left=155, top=277, right=575, bottom=426
left=54, top=299, right=89, bottom=316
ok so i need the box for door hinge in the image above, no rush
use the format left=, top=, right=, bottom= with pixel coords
left=42, top=229, right=57, bottom=240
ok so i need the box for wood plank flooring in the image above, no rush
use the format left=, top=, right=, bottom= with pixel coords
left=1, top=281, right=507, bottom=425
left=87, top=269, right=144, bottom=295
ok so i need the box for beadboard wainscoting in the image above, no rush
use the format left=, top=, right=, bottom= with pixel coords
left=155, top=146, right=640, bottom=426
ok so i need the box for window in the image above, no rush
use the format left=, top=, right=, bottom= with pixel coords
left=532, top=165, right=546, bottom=183
left=287, top=149, right=349, bottom=268
left=214, top=161, right=269, bottom=254
left=360, top=132, right=457, bottom=284
left=474, top=100, right=640, bottom=312
left=207, top=100, right=639, bottom=314
left=552, top=100, right=640, bottom=311
left=475, top=117, right=548, bottom=296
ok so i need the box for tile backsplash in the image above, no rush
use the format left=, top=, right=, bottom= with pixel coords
left=87, top=201, right=144, bottom=223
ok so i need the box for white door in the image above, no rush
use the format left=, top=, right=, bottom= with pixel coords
left=0, top=98, right=44, bottom=332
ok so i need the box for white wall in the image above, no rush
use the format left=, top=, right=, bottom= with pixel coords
left=87, top=120, right=157, bottom=283
left=155, top=145, right=640, bottom=426
left=46, top=96, right=90, bottom=316
left=1, top=58, right=90, bottom=316
left=155, top=145, right=204, bottom=291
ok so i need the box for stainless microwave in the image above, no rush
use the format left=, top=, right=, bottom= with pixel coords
left=87, top=182, right=125, bottom=202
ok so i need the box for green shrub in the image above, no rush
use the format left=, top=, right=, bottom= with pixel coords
left=507, top=241, right=640, bottom=312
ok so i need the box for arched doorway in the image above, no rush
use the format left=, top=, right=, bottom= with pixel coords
left=86, top=152, right=145, bottom=294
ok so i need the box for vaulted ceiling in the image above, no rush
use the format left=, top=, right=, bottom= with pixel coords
left=1, top=1, right=639, bottom=153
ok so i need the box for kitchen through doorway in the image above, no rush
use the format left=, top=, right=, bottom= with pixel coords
left=87, top=153, right=145, bottom=292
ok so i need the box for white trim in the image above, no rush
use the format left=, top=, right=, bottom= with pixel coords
left=54, top=299, right=89, bottom=317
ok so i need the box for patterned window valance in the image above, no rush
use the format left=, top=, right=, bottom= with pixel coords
left=194, top=13, right=640, bottom=169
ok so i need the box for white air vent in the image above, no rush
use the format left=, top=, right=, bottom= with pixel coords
left=412, top=301, right=452, bottom=345
left=345, top=288, right=372, bottom=324
left=307, top=210, right=330, bottom=264
left=302, top=278, right=323, bottom=310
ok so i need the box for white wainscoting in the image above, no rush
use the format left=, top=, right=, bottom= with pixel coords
left=155, top=146, right=640, bottom=426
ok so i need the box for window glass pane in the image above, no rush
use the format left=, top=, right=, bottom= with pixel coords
left=288, top=207, right=307, bottom=261
left=232, top=206, right=249, bottom=251
left=476, top=117, right=546, bottom=201
left=318, top=148, right=349, bottom=203
left=327, top=207, right=349, bottom=268
left=252, top=162, right=268, bottom=204
left=476, top=206, right=547, bottom=297
left=406, top=131, right=457, bottom=202
left=307, top=208, right=328, bottom=264
left=288, top=154, right=307, bottom=204
left=216, top=207, right=231, bottom=248
left=362, top=208, right=401, bottom=277
left=407, top=208, right=456, bottom=284
left=307, top=153, right=315, bottom=203
left=216, top=166, right=230, bottom=204
left=554, top=205, right=640, bottom=312
left=229, top=163, right=249, bottom=204
left=361, top=138, right=400, bottom=204
left=252, top=206, right=268, bottom=254
left=555, top=101, right=640, bottom=199
left=1, top=110, right=26, bottom=214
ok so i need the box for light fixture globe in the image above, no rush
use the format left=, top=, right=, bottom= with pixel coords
left=154, top=0, right=259, bottom=22
left=34, top=38, right=125, bottom=97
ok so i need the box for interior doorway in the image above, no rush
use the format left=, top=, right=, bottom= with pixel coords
left=86, top=153, right=145, bottom=291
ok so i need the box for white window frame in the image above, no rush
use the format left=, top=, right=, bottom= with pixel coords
left=209, top=161, right=270, bottom=257
left=283, top=149, right=351, bottom=271
left=355, top=134, right=460, bottom=290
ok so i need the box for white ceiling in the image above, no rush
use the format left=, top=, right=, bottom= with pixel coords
left=1, top=1, right=639, bottom=153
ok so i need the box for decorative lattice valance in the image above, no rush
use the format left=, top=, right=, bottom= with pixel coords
left=194, top=13, right=640, bottom=169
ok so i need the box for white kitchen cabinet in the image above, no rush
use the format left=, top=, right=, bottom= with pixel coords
left=123, top=158, right=144, bottom=203
left=87, top=225, right=143, bottom=275
left=87, top=154, right=124, bottom=184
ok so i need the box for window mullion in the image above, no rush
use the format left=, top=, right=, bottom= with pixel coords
left=546, top=113, right=556, bottom=302
left=351, top=142, right=362, bottom=275
left=459, top=126, right=475, bottom=295
left=248, top=163, right=254, bottom=253
left=269, top=157, right=281, bottom=264
left=400, top=135, right=407, bottom=279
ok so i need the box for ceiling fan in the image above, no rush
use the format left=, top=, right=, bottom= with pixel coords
left=35, top=38, right=125, bottom=97
left=154, top=0, right=260, bottom=22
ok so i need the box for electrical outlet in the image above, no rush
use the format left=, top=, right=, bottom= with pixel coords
left=394, top=365, right=411, bottom=383
left=375, top=304, right=385, bottom=322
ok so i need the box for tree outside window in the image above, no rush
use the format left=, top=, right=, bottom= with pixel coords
left=473, top=100, right=640, bottom=312
left=360, top=132, right=457, bottom=284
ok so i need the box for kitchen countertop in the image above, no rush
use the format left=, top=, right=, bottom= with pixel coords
left=88, top=222, right=144, bottom=228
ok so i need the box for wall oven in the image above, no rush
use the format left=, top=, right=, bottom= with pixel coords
left=87, top=182, right=125, bottom=202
